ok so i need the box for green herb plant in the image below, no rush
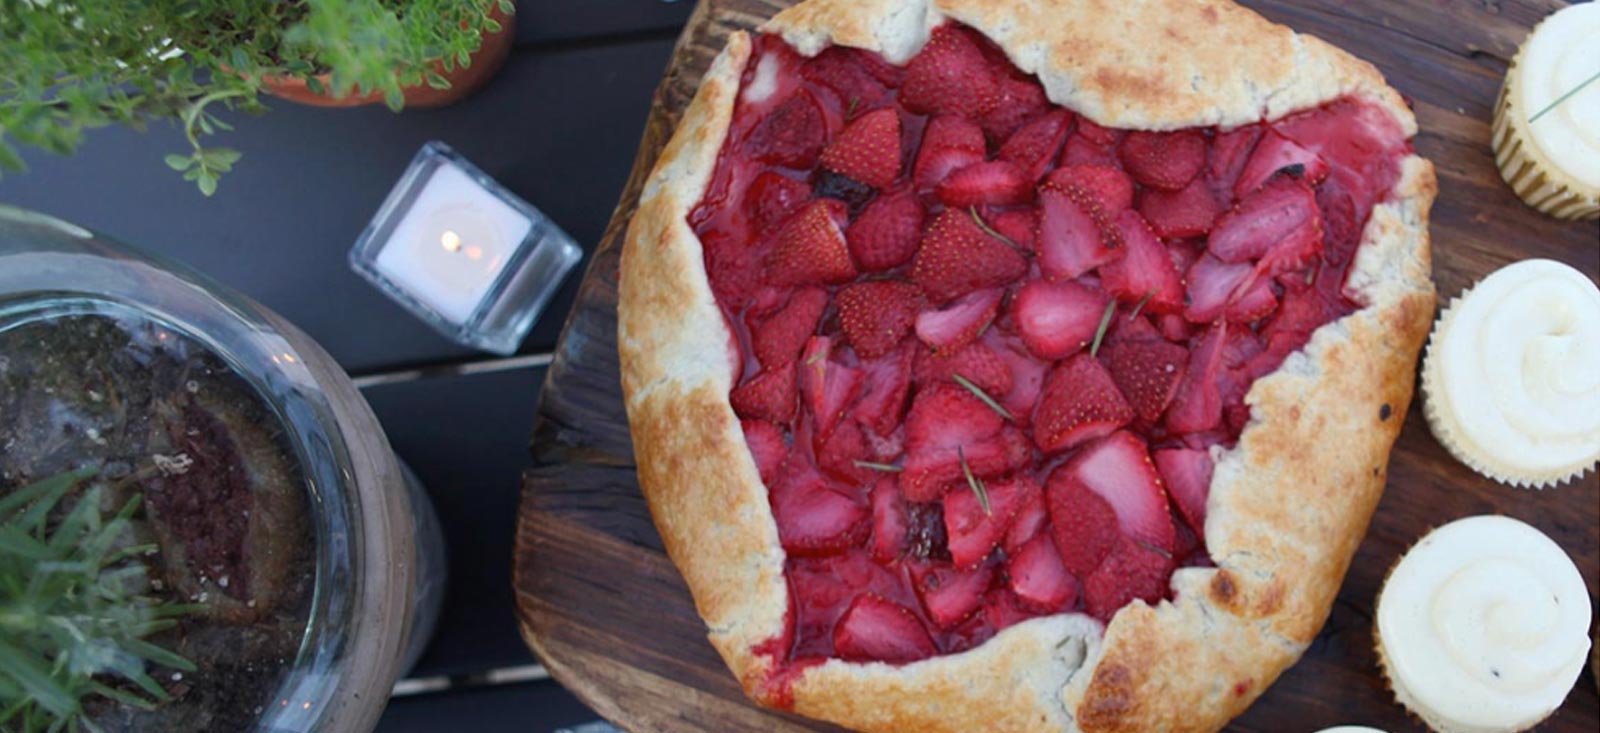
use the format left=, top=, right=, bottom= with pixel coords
left=0, top=468, right=197, bottom=733
left=0, top=0, right=513, bottom=195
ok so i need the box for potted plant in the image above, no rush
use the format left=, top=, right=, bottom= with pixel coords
left=0, top=204, right=446, bottom=732
left=0, top=0, right=515, bottom=196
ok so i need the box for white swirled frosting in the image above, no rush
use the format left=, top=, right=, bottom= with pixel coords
left=1516, top=2, right=1600, bottom=191
left=1377, top=515, right=1592, bottom=733
left=1314, top=727, right=1390, bottom=733
left=1423, top=259, right=1600, bottom=487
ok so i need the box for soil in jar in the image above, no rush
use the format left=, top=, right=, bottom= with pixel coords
left=0, top=308, right=316, bottom=733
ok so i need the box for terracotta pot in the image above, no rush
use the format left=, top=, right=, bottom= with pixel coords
left=261, top=6, right=515, bottom=109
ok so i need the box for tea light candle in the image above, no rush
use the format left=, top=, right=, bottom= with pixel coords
left=351, top=142, right=582, bottom=354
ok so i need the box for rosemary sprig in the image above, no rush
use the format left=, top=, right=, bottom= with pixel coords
left=1527, top=68, right=1600, bottom=124
left=957, top=447, right=991, bottom=516
left=853, top=461, right=903, bottom=473
left=1089, top=299, right=1117, bottom=358
left=1127, top=289, right=1156, bottom=322
left=968, top=207, right=1027, bottom=255
left=952, top=373, right=1015, bottom=421
left=0, top=469, right=196, bottom=732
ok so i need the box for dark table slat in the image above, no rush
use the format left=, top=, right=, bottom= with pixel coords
left=2, top=39, right=677, bottom=373
left=378, top=681, right=594, bottom=733
left=364, top=366, right=550, bottom=678
left=514, top=0, right=694, bottom=46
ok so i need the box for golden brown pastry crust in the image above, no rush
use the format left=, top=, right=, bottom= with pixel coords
left=618, top=2, right=1436, bottom=732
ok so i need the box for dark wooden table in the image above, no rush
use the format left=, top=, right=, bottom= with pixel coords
left=514, top=1, right=1600, bottom=732
left=1, top=1, right=696, bottom=729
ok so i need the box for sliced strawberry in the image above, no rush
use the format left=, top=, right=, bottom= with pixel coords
left=1045, top=472, right=1120, bottom=578
left=911, top=209, right=1029, bottom=303
left=800, top=46, right=897, bottom=109
left=870, top=478, right=910, bottom=562
left=744, top=171, right=812, bottom=233
left=1045, top=165, right=1134, bottom=212
left=1037, top=185, right=1124, bottom=280
left=702, top=229, right=761, bottom=305
left=901, top=385, right=1030, bottom=501
left=1033, top=354, right=1134, bottom=454
left=1060, top=133, right=1120, bottom=167
left=1156, top=312, right=1196, bottom=343
left=747, top=91, right=827, bottom=169
left=913, top=560, right=995, bottom=629
left=1165, top=323, right=1227, bottom=434
left=1119, top=130, right=1206, bottom=190
left=901, top=25, right=999, bottom=118
left=914, top=287, right=1003, bottom=353
left=798, top=337, right=864, bottom=438
left=1003, top=483, right=1048, bottom=553
left=838, top=280, right=922, bottom=359
left=982, top=74, right=1051, bottom=139
left=1099, top=210, right=1184, bottom=313
left=1009, top=533, right=1081, bottom=613
left=1011, top=279, right=1108, bottom=361
left=913, top=115, right=986, bottom=190
left=1206, top=125, right=1263, bottom=192
left=1225, top=276, right=1278, bottom=323
left=818, top=418, right=875, bottom=483
left=854, top=344, right=915, bottom=436
left=983, top=587, right=1035, bottom=630
left=936, top=161, right=1033, bottom=207
left=834, top=594, right=937, bottom=663
left=821, top=107, right=902, bottom=189
left=1153, top=448, right=1213, bottom=539
left=1084, top=534, right=1175, bottom=621
left=1183, top=254, right=1257, bottom=323
left=1263, top=282, right=1338, bottom=343
left=991, top=209, right=1038, bottom=253
left=846, top=188, right=924, bottom=272
left=1098, top=338, right=1189, bottom=423
left=730, top=365, right=797, bottom=423
left=914, top=340, right=1014, bottom=398
left=750, top=287, right=827, bottom=369
left=999, top=109, right=1073, bottom=181
left=944, top=475, right=1030, bottom=568
left=1062, top=431, right=1174, bottom=551
left=742, top=419, right=787, bottom=486
left=1208, top=174, right=1325, bottom=276
left=1139, top=178, right=1221, bottom=239
left=1075, top=118, right=1122, bottom=145
left=770, top=468, right=867, bottom=556
left=992, top=334, right=1050, bottom=424
left=765, top=199, right=856, bottom=286
left=1234, top=129, right=1330, bottom=197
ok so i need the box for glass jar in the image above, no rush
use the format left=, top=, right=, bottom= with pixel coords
left=0, top=204, right=445, bottom=733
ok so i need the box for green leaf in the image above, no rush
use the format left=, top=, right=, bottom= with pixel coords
left=0, top=638, right=78, bottom=718
left=120, top=639, right=195, bottom=673
left=196, top=171, right=218, bottom=197
left=305, top=76, right=327, bottom=96
left=163, top=154, right=193, bottom=171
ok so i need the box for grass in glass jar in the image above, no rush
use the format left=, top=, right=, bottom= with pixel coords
left=0, top=311, right=316, bottom=733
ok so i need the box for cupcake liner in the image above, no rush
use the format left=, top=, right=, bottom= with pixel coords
left=1491, top=34, right=1600, bottom=221
left=1420, top=287, right=1599, bottom=488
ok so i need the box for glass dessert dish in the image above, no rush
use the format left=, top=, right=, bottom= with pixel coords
left=0, top=204, right=445, bottom=733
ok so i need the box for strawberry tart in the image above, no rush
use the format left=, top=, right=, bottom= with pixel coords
left=618, top=1, right=1436, bottom=731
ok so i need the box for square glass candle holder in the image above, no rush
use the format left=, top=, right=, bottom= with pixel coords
left=350, top=141, right=582, bottom=355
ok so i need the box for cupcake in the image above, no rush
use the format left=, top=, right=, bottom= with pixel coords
left=1376, top=516, right=1592, bottom=733
left=1421, top=259, right=1600, bottom=487
left=1491, top=3, right=1600, bottom=220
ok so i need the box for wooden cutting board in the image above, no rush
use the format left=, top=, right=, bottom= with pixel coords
left=513, top=1, right=1600, bottom=731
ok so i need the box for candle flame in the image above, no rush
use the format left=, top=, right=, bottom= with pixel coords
left=440, top=230, right=463, bottom=253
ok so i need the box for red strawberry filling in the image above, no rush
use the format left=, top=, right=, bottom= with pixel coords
left=687, top=26, right=1408, bottom=681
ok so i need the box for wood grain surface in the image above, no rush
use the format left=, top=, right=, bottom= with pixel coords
left=514, top=1, right=1600, bottom=731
